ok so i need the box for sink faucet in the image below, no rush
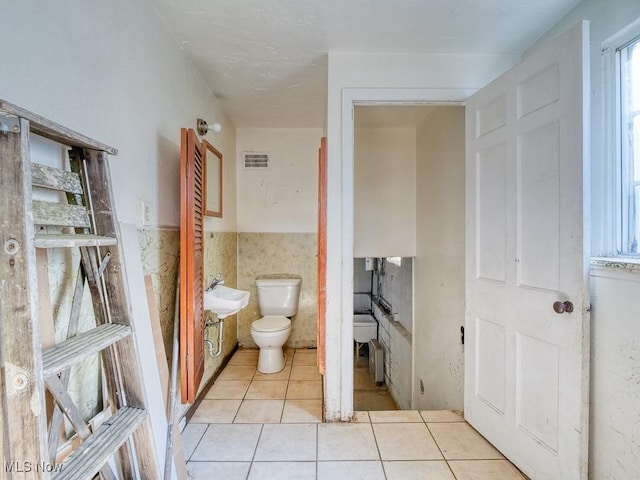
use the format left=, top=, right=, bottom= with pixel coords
left=207, top=272, right=224, bottom=291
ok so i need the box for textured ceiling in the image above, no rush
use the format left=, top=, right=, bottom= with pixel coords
left=148, top=0, right=580, bottom=128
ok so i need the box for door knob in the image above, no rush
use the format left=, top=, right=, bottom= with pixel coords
left=553, top=300, right=574, bottom=314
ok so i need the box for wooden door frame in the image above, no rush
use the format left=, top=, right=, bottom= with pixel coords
left=318, top=137, right=327, bottom=375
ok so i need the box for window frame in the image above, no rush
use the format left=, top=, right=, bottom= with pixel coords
left=603, top=18, right=640, bottom=258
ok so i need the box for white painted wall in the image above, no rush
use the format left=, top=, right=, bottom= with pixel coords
left=354, top=128, right=416, bottom=257
left=414, top=107, right=465, bottom=411
left=0, top=0, right=238, bottom=441
left=236, top=128, right=322, bottom=233
left=325, top=52, right=518, bottom=420
left=0, top=0, right=236, bottom=232
left=531, top=2, right=640, bottom=478
left=588, top=267, right=640, bottom=480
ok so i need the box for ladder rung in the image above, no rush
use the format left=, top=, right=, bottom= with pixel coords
left=52, top=407, right=146, bottom=480
left=33, top=200, right=90, bottom=228
left=35, top=234, right=118, bottom=248
left=31, top=163, right=83, bottom=194
left=43, top=323, right=132, bottom=377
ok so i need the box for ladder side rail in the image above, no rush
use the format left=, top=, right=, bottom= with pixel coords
left=0, top=100, right=117, bottom=155
left=83, top=148, right=161, bottom=479
left=67, top=150, right=112, bottom=326
left=0, top=117, right=49, bottom=479
left=67, top=149, right=131, bottom=476
left=68, top=150, right=120, bottom=410
left=0, top=306, right=5, bottom=480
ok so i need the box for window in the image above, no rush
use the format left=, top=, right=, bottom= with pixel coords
left=604, top=19, right=640, bottom=257
left=620, top=36, right=640, bottom=254
left=386, top=256, right=402, bottom=267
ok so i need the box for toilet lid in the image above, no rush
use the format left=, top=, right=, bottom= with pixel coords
left=252, top=315, right=290, bottom=333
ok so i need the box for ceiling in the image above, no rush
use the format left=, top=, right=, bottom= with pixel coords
left=148, top=0, right=581, bottom=128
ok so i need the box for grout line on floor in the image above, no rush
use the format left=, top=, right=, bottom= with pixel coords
left=231, top=398, right=241, bottom=424
left=368, top=419, right=384, bottom=465
left=315, top=421, right=319, bottom=478
left=425, top=420, right=460, bottom=479
left=186, top=423, right=209, bottom=463
left=246, top=423, right=265, bottom=478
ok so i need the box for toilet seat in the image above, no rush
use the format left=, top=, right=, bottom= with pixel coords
left=252, top=315, right=290, bottom=333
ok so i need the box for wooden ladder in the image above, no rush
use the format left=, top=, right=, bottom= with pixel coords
left=0, top=100, right=161, bottom=479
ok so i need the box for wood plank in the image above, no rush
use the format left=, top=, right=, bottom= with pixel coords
left=0, top=117, right=49, bottom=474
left=145, top=276, right=170, bottom=403
left=317, top=137, right=327, bottom=375
left=82, top=149, right=131, bottom=325
left=36, top=249, right=57, bottom=436
left=120, top=223, right=184, bottom=479
left=145, top=275, right=189, bottom=480
left=32, top=199, right=91, bottom=228
left=36, top=250, right=55, bottom=351
left=65, top=151, right=111, bottom=326
left=51, top=407, right=145, bottom=480
left=35, top=234, right=117, bottom=248
left=42, top=323, right=131, bottom=377
left=45, top=375, right=92, bottom=439
left=0, top=99, right=118, bottom=155
left=31, top=163, right=83, bottom=194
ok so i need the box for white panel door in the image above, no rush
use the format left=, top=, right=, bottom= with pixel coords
left=465, top=22, right=590, bottom=480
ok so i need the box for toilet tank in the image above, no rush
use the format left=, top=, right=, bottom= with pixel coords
left=256, top=278, right=302, bottom=316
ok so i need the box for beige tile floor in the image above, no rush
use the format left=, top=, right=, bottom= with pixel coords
left=184, top=348, right=527, bottom=479
left=354, top=350, right=398, bottom=411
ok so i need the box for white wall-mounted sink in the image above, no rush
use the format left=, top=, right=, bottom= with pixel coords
left=204, top=285, right=250, bottom=319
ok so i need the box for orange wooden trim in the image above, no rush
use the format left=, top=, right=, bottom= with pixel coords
left=202, top=140, right=223, bottom=218
left=317, top=137, right=327, bottom=375
left=179, top=128, right=189, bottom=403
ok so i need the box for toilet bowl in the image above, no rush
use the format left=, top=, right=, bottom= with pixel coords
left=252, top=278, right=301, bottom=374
left=250, top=315, right=291, bottom=373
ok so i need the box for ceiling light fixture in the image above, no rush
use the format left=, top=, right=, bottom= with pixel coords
left=197, top=118, right=223, bottom=136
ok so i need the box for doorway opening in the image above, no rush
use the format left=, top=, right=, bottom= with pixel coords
left=351, top=104, right=466, bottom=411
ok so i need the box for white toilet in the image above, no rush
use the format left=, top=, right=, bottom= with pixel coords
left=251, top=278, right=302, bottom=374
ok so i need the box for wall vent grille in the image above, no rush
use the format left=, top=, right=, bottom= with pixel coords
left=243, top=152, right=270, bottom=169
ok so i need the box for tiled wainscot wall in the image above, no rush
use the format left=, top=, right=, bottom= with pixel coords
left=138, top=228, right=239, bottom=400
left=237, top=233, right=318, bottom=348
left=201, top=231, right=239, bottom=394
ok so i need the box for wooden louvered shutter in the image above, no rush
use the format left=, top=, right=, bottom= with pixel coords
left=180, top=128, right=205, bottom=403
